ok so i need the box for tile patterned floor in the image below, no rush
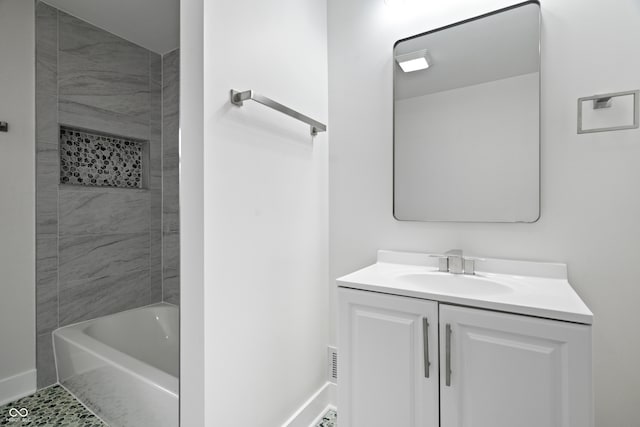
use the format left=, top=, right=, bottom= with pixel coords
left=316, top=409, right=337, bottom=427
left=0, top=385, right=106, bottom=426
left=1, top=386, right=334, bottom=427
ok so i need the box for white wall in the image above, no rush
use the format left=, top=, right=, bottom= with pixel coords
left=395, top=73, right=539, bottom=221
left=180, top=0, right=329, bottom=425
left=0, top=0, right=36, bottom=403
left=328, top=0, right=640, bottom=425
left=179, top=0, right=204, bottom=425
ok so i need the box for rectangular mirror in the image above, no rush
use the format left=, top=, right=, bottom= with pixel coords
left=393, top=1, right=540, bottom=222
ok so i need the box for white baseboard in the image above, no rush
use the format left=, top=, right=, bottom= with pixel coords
left=281, top=382, right=336, bottom=427
left=0, top=369, right=36, bottom=406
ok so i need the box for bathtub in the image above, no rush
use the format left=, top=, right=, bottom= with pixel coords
left=53, top=303, right=179, bottom=427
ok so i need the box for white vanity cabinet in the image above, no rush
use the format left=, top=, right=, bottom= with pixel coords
left=439, top=304, right=592, bottom=427
left=338, top=287, right=593, bottom=427
left=338, top=288, right=440, bottom=427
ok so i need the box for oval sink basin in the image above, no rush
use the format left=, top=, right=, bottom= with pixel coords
left=395, top=273, right=513, bottom=296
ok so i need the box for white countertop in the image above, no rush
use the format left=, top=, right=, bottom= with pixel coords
left=337, top=250, right=593, bottom=324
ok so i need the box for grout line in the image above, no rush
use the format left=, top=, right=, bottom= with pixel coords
left=54, top=7, right=61, bottom=383
left=148, top=51, right=153, bottom=303
left=161, top=51, right=165, bottom=303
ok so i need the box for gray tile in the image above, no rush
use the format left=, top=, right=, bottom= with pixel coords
left=149, top=78, right=161, bottom=142
left=163, top=280, right=179, bottom=305
left=58, top=103, right=149, bottom=141
left=36, top=2, right=57, bottom=97
left=162, top=119, right=179, bottom=171
left=149, top=52, right=162, bottom=84
left=149, top=140, right=162, bottom=190
left=55, top=185, right=148, bottom=194
left=161, top=49, right=179, bottom=235
left=151, top=189, right=162, bottom=235
left=150, top=233, right=161, bottom=273
left=36, top=93, right=58, bottom=146
left=36, top=142, right=59, bottom=193
left=163, top=49, right=179, bottom=75
left=150, top=189, right=162, bottom=303
left=162, top=211, right=179, bottom=235
left=150, top=271, right=162, bottom=303
left=37, top=333, right=56, bottom=389
left=162, top=112, right=179, bottom=161
left=59, top=269, right=151, bottom=326
left=36, top=190, right=57, bottom=238
left=163, top=141, right=179, bottom=169
left=162, top=49, right=179, bottom=158
left=58, top=12, right=150, bottom=141
left=59, top=233, right=150, bottom=282
left=163, top=232, right=180, bottom=305
left=59, top=190, right=150, bottom=235
left=162, top=50, right=180, bottom=234
left=149, top=78, right=162, bottom=191
left=150, top=193, right=162, bottom=265
left=36, top=238, right=58, bottom=335
left=162, top=49, right=179, bottom=117
left=163, top=232, right=179, bottom=264
left=162, top=165, right=180, bottom=233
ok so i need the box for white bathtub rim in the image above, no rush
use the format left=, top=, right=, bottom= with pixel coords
left=54, top=330, right=179, bottom=397
left=56, top=302, right=176, bottom=330
left=53, top=305, right=179, bottom=397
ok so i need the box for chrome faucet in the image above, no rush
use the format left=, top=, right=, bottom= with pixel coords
left=438, top=249, right=476, bottom=275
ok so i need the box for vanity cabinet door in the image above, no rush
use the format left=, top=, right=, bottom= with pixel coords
left=439, top=305, right=592, bottom=427
left=338, top=288, right=439, bottom=427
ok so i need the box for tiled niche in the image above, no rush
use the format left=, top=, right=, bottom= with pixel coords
left=59, top=127, right=146, bottom=189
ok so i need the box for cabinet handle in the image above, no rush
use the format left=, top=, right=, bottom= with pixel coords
left=445, top=324, right=452, bottom=387
left=423, top=317, right=430, bottom=378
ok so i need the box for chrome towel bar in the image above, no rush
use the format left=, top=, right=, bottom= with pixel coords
left=230, top=89, right=327, bottom=136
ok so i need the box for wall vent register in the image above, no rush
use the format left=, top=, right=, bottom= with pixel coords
left=327, top=346, right=338, bottom=383
left=59, top=127, right=145, bottom=189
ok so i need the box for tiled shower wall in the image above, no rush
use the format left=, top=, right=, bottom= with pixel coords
left=35, top=2, right=180, bottom=388
left=162, top=49, right=180, bottom=305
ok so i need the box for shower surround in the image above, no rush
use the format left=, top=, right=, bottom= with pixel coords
left=35, top=2, right=180, bottom=388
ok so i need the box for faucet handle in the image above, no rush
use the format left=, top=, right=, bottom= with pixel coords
left=463, top=258, right=475, bottom=275
left=427, top=253, right=451, bottom=272
left=438, top=257, right=449, bottom=272
left=462, top=256, right=487, bottom=274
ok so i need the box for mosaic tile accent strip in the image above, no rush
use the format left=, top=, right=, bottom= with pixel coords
left=0, top=385, right=106, bottom=426
left=316, top=409, right=337, bottom=427
left=60, top=127, right=144, bottom=189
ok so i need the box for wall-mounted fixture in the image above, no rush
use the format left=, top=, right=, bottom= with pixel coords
left=578, top=90, right=639, bottom=134
left=0, top=121, right=7, bottom=132
left=230, top=89, right=327, bottom=136
left=393, top=1, right=541, bottom=223
left=395, top=49, right=430, bottom=73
